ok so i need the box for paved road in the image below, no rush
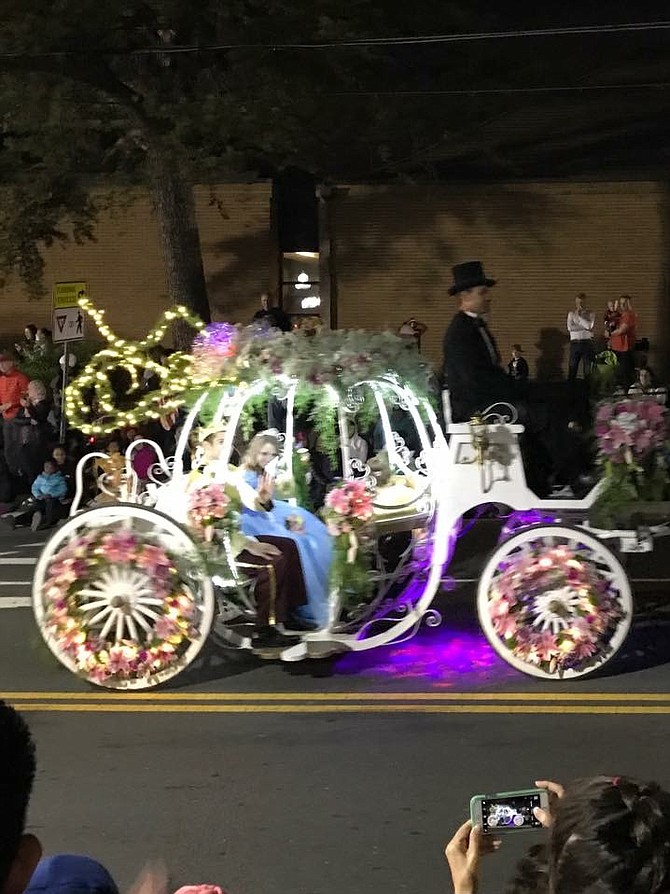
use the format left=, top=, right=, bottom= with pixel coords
left=0, top=528, right=45, bottom=607
left=19, top=709, right=670, bottom=894
left=2, top=523, right=670, bottom=894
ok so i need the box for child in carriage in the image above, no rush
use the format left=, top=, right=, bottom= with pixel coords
left=238, top=433, right=333, bottom=630
left=184, top=426, right=318, bottom=655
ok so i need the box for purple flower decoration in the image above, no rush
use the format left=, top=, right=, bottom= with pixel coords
left=192, top=323, right=238, bottom=357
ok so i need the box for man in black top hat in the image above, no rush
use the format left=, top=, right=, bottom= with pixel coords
left=442, top=261, right=519, bottom=420
left=442, top=262, right=592, bottom=496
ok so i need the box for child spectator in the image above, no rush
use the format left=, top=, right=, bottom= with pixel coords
left=507, top=344, right=529, bottom=381
left=52, top=445, right=76, bottom=497
left=30, top=459, right=68, bottom=530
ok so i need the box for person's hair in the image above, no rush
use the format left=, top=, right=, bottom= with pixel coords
left=0, top=701, right=36, bottom=890
left=35, top=328, right=51, bottom=340
left=27, top=380, right=47, bottom=402
left=24, top=325, right=37, bottom=338
left=507, top=776, right=670, bottom=894
left=512, top=344, right=523, bottom=352
left=619, top=295, right=632, bottom=310
left=242, top=434, right=281, bottom=472
left=43, top=459, right=57, bottom=472
left=577, top=292, right=587, bottom=300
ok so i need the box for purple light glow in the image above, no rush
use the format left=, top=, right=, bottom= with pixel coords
left=336, top=624, right=517, bottom=687
left=500, top=510, right=556, bottom=542
left=360, top=516, right=461, bottom=633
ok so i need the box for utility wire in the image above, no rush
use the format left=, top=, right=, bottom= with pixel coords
left=330, top=81, right=670, bottom=97
left=38, top=80, right=670, bottom=105
left=0, top=19, right=669, bottom=59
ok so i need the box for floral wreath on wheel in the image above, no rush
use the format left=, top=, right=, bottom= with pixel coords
left=42, top=531, right=201, bottom=684
left=487, top=544, right=626, bottom=675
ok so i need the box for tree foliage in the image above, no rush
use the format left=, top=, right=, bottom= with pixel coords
left=0, top=0, right=395, bottom=311
left=0, top=0, right=669, bottom=312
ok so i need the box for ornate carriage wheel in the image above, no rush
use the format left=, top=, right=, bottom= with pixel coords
left=477, top=524, right=632, bottom=679
left=32, top=505, right=215, bottom=690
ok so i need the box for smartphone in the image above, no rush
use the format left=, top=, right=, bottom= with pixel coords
left=470, top=789, right=549, bottom=834
left=265, top=456, right=280, bottom=479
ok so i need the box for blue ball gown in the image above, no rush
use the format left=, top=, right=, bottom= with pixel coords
left=240, top=470, right=333, bottom=627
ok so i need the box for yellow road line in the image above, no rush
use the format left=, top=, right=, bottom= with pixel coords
left=12, top=702, right=670, bottom=715
left=3, top=691, right=670, bottom=702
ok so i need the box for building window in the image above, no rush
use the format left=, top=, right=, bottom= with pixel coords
left=281, top=251, right=321, bottom=316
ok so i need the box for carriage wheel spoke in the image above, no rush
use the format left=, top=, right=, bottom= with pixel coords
left=126, top=616, right=139, bottom=642
left=100, top=613, right=116, bottom=640
left=135, top=605, right=161, bottom=622
left=80, top=599, right=110, bottom=613
left=131, top=611, right=153, bottom=635
left=87, top=606, right=113, bottom=627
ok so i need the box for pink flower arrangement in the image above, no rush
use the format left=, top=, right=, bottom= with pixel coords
left=323, top=479, right=374, bottom=536
left=42, top=531, right=201, bottom=685
left=486, top=545, right=626, bottom=675
left=187, top=484, right=232, bottom=536
left=595, top=398, right=667, bottom=464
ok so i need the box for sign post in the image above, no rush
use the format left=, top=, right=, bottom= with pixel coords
left=52, top=282, right=87, bottom=441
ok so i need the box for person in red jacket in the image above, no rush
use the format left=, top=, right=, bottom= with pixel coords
left=0, top=353, right=31, bottom=467
left=0, top=354, right=30, bottom=421
left=610, top=294, right=638, bottom=388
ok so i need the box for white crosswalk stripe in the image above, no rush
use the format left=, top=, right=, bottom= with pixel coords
left=0, top=538, right=43, bottom=607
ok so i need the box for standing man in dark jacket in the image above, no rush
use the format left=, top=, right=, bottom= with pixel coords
left=442, top=261, right=518, bottom=421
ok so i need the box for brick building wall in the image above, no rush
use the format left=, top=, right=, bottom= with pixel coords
left=3, top=178, right=669, bottom=380
left=330, top=181, right=670, bottom=379
left=0, top=182, right=274, bottom=345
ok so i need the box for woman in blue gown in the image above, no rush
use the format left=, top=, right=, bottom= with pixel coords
left=239, top=434, right=332, bottom=628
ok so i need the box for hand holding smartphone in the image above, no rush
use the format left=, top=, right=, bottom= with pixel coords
left=470, top=789, right=550, bottom=834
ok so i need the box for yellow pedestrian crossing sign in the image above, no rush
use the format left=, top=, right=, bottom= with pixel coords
left=53, top=281, right=87, bottom=310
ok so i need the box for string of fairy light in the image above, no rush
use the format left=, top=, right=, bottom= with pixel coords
left=65, top=297, right=206, bottom=435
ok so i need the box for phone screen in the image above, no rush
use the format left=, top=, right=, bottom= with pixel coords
left=479, top=793, right=543, bottom=833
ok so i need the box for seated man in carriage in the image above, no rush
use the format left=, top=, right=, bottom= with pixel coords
left=442, top=262, right=593, bottom=497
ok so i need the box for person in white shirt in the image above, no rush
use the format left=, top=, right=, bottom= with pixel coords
left=566, top=292, right=595, bottom=381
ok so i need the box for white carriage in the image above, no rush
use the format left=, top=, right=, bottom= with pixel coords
left=31, top=312, right=641, bottom=689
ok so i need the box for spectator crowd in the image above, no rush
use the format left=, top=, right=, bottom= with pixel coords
left=0, top=324, right=172, bottom=532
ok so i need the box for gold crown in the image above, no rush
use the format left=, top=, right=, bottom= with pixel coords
left=197, top=424, right=227, bottom=444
